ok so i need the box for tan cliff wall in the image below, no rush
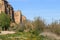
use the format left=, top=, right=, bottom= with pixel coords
left=0, top=0, right=5, bottom=13
left=0, top=0, right=15, bottom=22
left=22, top=15, right=26, bottom=23
left=14, top=10, right=22, bottom=24
left=0, top=0, right=26, bottom=24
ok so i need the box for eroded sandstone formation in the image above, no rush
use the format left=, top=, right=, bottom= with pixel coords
left=0, top=0, right=26, bottom=24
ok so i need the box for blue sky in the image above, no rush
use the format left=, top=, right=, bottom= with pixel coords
left=8, top=0, right=60, bottom=24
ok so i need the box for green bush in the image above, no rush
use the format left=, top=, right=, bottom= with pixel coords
left=0, top=12, right=10, bottom=31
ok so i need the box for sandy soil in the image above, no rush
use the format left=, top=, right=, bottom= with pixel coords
left=40, top=32, right=60, bottom=40
left=0, top=31, right=15, bottom=35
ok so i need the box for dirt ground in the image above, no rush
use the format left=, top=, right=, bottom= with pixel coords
left=0, top=31, right=15, bottom=35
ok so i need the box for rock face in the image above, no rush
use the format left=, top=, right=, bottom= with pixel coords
left=14, top=10, right=26, bottom=24
left=0, top=0, right=26, bottom=24
left=22, top=15, right=26, bottom=23
left=0, top=0, right=14, bottom=22
left=14, top=10, right=22, bottom=24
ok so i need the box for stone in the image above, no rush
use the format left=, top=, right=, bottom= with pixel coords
left=14, top=10, right=22, bottom=24
left=0, top=0, right=26, bottom=24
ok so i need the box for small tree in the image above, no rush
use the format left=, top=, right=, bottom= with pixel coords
left=0, top=12, right=10, bottom=31
left=48, top=21, right=60, bottom=35
left=31, top=17, right=46, bottom=35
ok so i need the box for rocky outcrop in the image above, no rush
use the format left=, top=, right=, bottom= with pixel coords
left=40, top=32, right=60, bottom=40
left=0, top=0, right=26, bottom=24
